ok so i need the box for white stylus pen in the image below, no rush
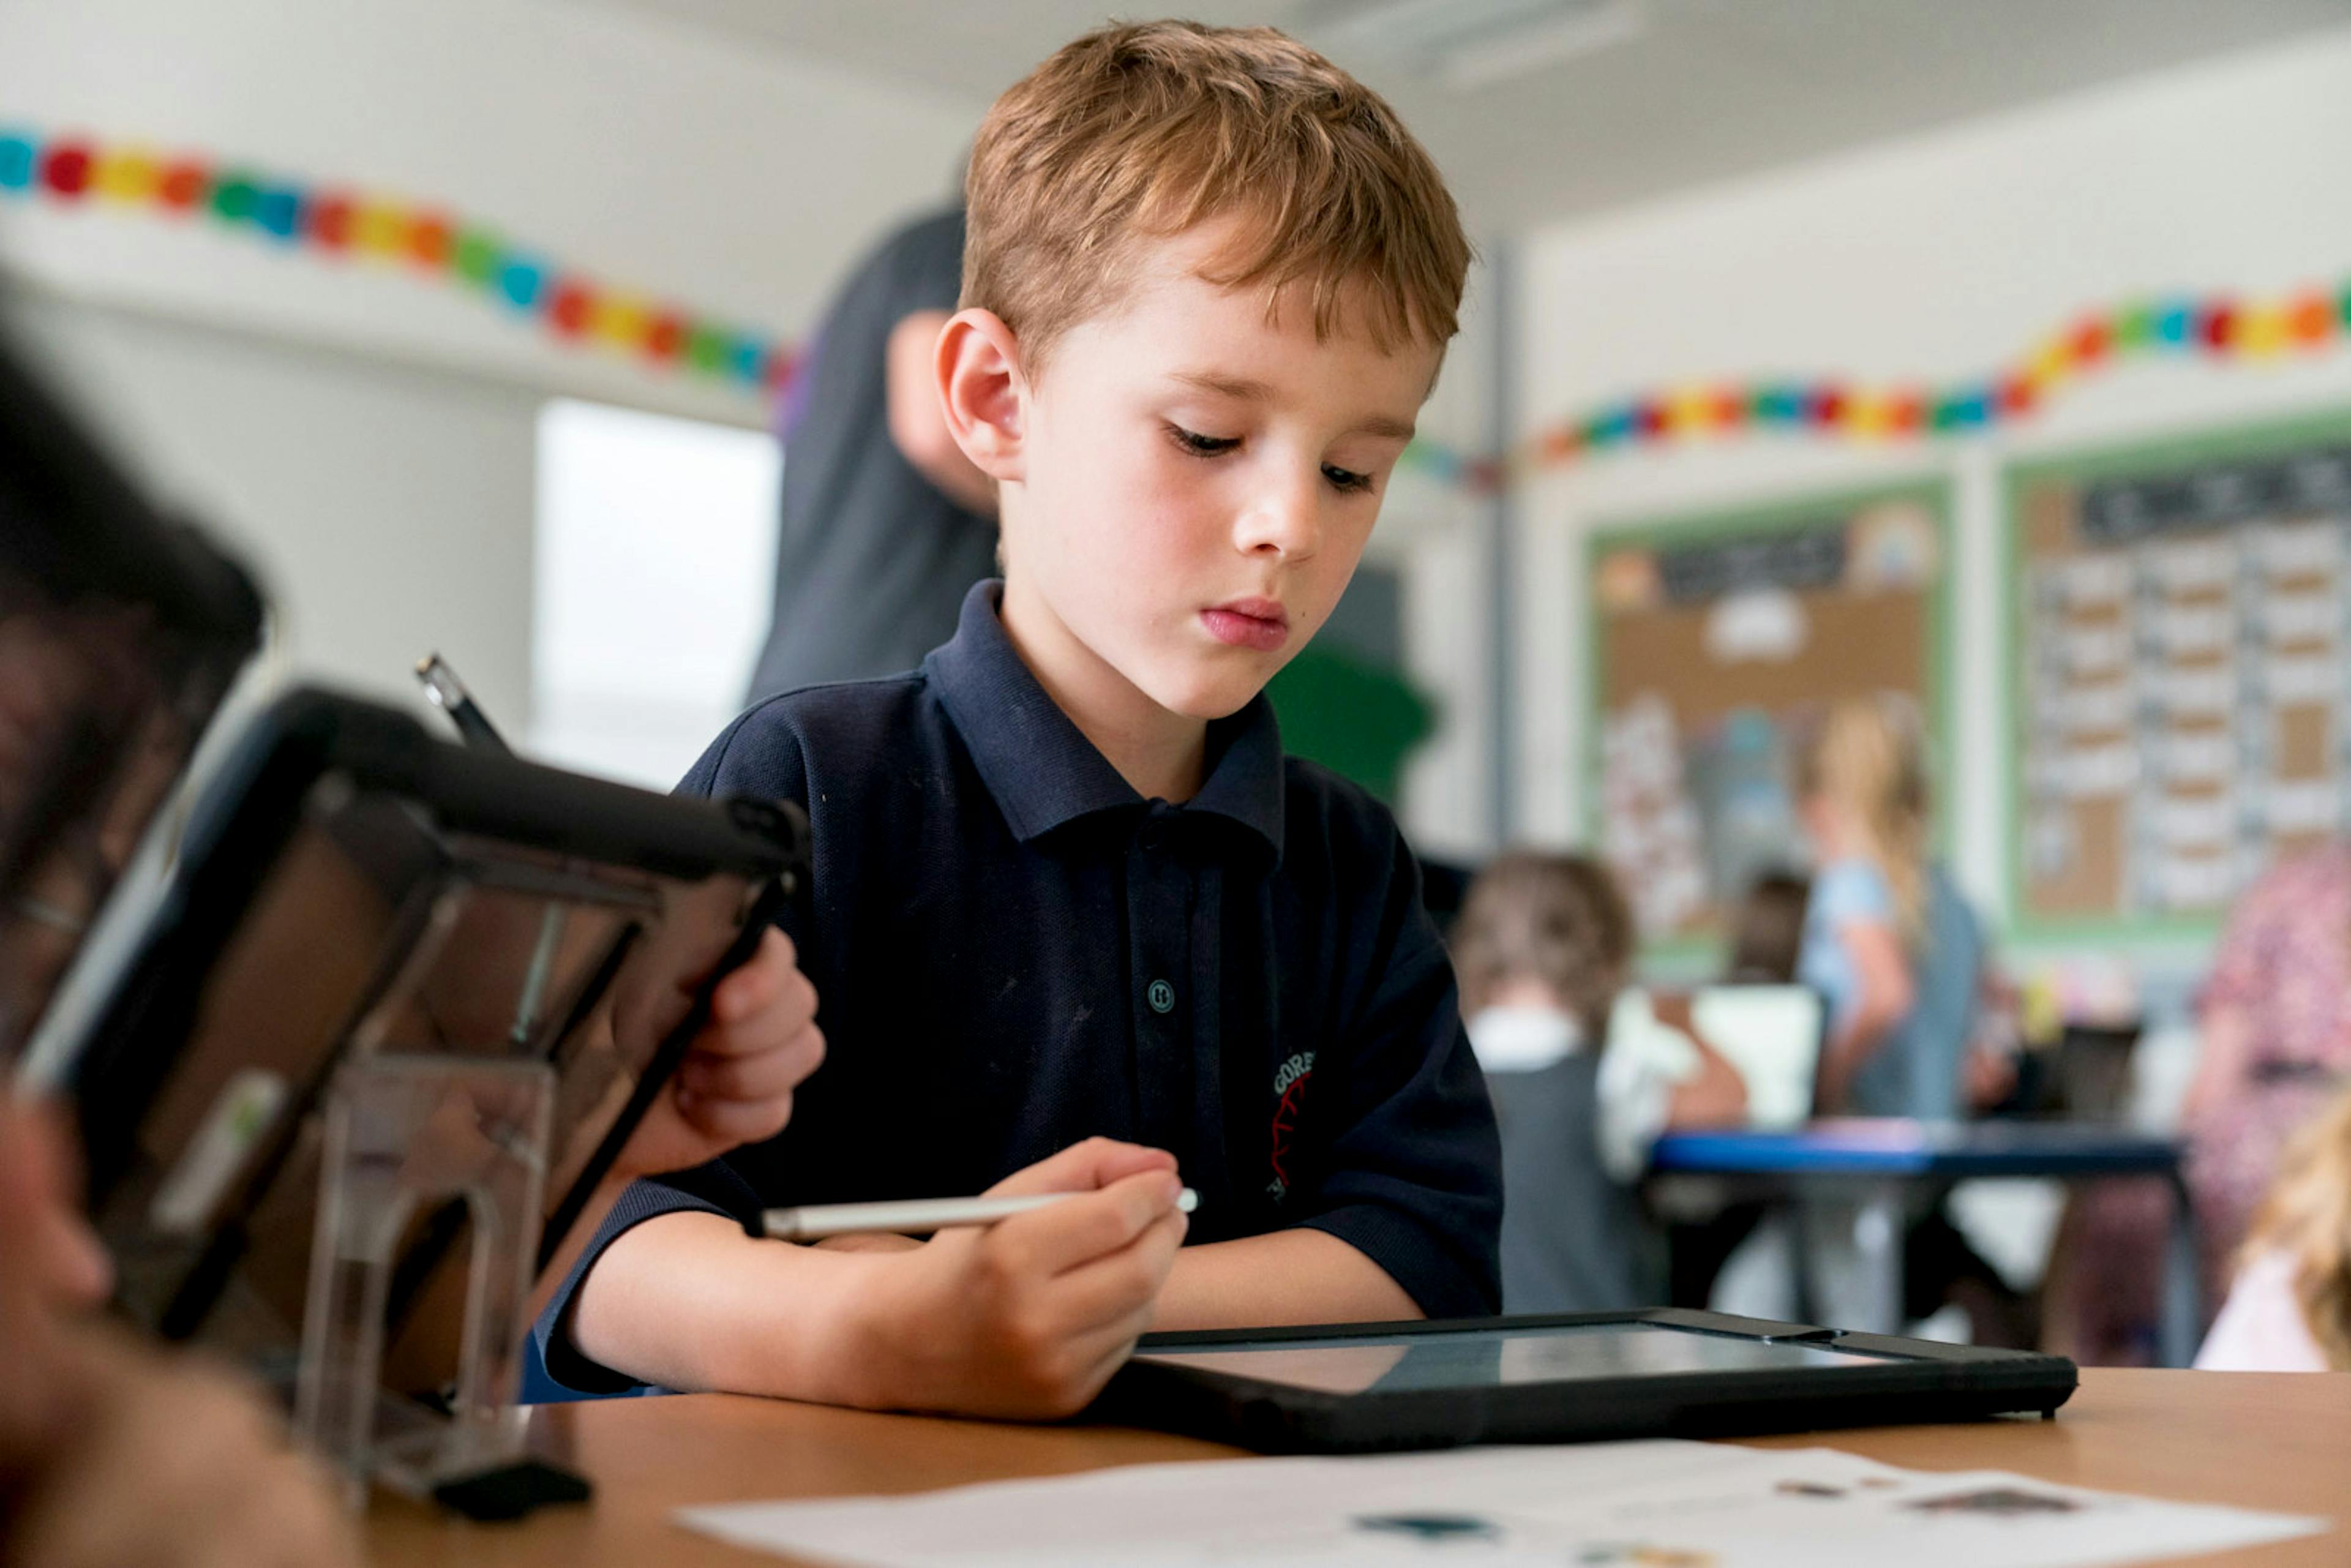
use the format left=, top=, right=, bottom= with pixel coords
left=764, top=1187, right=1199, bottom=1242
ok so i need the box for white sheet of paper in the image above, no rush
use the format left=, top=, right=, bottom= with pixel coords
left=2036, top=681, right=2133, bottom=735
left=2042, top=557, right=2131, bottom=609
left=2142, top=537, right=2235, bottom=593
left=2042, top=741, right=2138, bottom=800
left=2259, top=587, right=2338, bottom=645
left=2147, top=602, right=2233, bottom=657
left=2147, top=666, right=2233, bottom=718
left=2057, top=625, right=2131, bottom=677
left=2265, top=652, right=2342, bottom=704
left=677, top=1439, right=2328, bottom=1568
left=2263, top=776, right=2342, bottom=835
left=2150, top=793, right=2235, bottom=850
left=2254, top=520, right=2341, bottom=578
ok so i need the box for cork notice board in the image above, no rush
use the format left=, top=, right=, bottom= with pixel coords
left=1588, top=482, right=1951, bottom=942
left=2008, top=410, right=2351, bottom=940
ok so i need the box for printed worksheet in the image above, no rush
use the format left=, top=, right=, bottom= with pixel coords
left=678, top=1439, right=2326, bottom=1568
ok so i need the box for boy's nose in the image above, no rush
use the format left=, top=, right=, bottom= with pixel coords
left=1235, top=475, right=1321, bottom=561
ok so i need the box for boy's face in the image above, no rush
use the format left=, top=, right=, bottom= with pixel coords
left=966, top=222, right=1444, bottom=726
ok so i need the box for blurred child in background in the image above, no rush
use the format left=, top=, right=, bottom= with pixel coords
left=1725, top=869, right=1809, bottom=985
left=1794, top=696, right=1984, bottom=1119
left=1452, top=852, right=1745, bottom=1312
left=1791, top=695, right=2031, bottom=1345
left=2196, top=1083, right=2351, bottom=1371
left=1662, top=868, right=1810, bottom=1307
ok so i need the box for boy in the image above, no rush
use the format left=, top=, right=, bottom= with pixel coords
left=538, top=19, right=1501, bottom=1419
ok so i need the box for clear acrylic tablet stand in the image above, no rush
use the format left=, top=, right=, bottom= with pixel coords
left=295, top=1051, right=567, bottom=1512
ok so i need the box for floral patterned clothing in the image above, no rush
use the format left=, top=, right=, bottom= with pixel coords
left=2186, top=844, right=2351, bottom=1289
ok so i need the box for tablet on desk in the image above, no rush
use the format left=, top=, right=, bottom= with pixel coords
left=1105, top=1308, right=2077, bottom=1454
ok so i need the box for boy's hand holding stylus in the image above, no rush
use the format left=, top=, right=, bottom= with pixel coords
left=572, top=1132, right=1191, bottom=1420
left=839, top=1138, right=1190, bottom=1420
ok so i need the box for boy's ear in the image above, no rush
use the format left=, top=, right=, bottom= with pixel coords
left=935, top=309, right=1026, bottom=484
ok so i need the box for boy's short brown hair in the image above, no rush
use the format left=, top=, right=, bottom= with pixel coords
left=964, top=20, right=1471, bottom=373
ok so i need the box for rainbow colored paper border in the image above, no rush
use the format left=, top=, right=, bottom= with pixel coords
left=9, top=127, right=2350, bottom=480
left=0, top=127, right=798, bottom=396
left=1397, top=281, right=2351, bottom=493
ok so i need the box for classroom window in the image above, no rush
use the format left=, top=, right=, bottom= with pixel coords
left=530, top=398, right=779, bottom=790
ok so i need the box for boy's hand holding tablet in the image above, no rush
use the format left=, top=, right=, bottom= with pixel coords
left=611, top=927, right=827, bottom=1180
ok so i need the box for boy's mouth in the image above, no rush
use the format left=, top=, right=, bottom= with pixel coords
left=1201, top=597, right=1290, bottom=653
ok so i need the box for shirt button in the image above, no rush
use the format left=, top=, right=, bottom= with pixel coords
left=1147, top=978, right=1176, bottom=1014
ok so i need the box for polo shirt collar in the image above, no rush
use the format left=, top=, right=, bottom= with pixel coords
left=925, top=581, right=1285, bottom=858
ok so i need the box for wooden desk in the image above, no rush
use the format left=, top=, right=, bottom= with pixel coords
left=369, top=1370, right=2347, bottom=1567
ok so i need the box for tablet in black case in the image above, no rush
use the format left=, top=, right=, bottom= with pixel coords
left=0, top=310, right=264, bottom=1063
left=29, top=686, right=808, bottom=1388
left=1103, top=1308, right=2078, bottom=1454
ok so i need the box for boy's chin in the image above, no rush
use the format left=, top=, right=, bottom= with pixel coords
left=1136, top=661, right=1275, bottom=724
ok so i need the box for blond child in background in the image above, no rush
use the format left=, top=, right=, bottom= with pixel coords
left=2197, top=1084, right=2351, bottom=1371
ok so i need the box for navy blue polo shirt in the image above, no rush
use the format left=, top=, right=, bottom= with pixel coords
left=534, top=581, right=1501, bottom=1395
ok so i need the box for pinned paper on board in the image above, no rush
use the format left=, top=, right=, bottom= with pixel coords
left=1601, top=696, right=1710, bottom=937
left=1704, top=589, right=1809, bottom=665
left=2013, top=415, right=2351, bottom=932
left=1590, top=487, right=1948, bottom=942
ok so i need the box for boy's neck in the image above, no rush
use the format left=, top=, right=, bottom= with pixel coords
left=998, top=575, right=1210, bottom=803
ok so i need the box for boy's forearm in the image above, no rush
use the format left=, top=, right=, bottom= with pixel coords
left=568, top=1210, right=890, bottom=1405
left=1151, top=1229, right=1419, bottom=1333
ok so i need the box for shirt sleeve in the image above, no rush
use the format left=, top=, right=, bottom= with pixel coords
left=2195, top=1248, right=2333, bottom=1372
left=1594, top=991, right=1700, bottom=1184
left=1812, top=858, right=1895, bottom=928
left=1295, top=827, right=1504, bottom=1319
left=529, top=1161, right=765, bottom=1398
left=530, top=711, right=820, bottom=1397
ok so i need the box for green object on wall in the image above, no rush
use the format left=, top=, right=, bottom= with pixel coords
left=1265, top=644, right=1436, bottom=804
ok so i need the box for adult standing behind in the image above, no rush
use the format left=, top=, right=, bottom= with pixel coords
left=2177, top=844, right=2351, bottom=1300
left=746, top=206, right=999, bottom=700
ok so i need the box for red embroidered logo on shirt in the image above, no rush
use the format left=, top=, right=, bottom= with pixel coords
left=1268, top=1051, right=1316, bottom=1200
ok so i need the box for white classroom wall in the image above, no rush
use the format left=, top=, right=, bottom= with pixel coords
left=0, top=0, right=1504, bottom=847
left=0, top=0, right=980, bottom=727
left=1384, top=274, right=1500, bottom=863
left=1510, top=23, right=2351, bottom=987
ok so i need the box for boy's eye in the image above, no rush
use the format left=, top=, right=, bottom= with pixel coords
left=1169, top=426, right=1241, bottom=457
left=1322, top=463, right=1374, bottom=495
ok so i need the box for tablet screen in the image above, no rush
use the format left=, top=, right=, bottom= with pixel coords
left=1135, top=1322, right=1888, bottom=1395
left=1608, top=985, right=1824, bottom=1130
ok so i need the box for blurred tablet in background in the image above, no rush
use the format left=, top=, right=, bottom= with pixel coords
left=1612, top=984, right=1825, bottom=1129
left=0, top=306, right=264, bottom=1062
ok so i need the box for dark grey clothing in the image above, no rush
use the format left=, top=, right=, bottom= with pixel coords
left=747, top=207, right=996, bottom=699
left=1486, top=1056, right=1657, bottom=1314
